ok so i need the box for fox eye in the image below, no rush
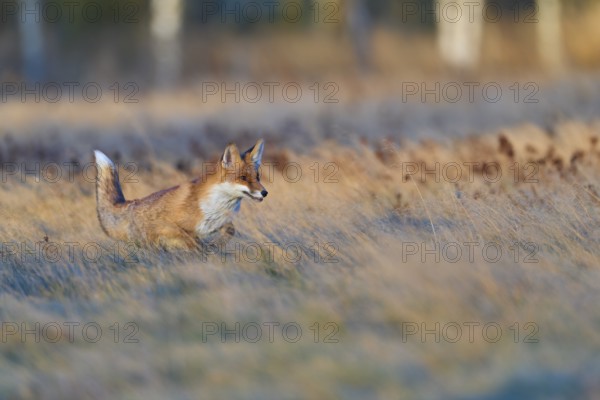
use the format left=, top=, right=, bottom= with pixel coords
left=240, top=176, right=247, bottom=182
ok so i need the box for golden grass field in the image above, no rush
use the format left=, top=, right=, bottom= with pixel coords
left=0, top=83, right=600, bottom=400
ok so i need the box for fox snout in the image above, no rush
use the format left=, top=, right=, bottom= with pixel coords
left=250, top=184, right=267, bottom=201
left=243, top=188, right=267, bottom=202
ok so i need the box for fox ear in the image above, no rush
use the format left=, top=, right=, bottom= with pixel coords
left=244, top=139, right=264, bottom=169
left=222, top=143, right=241, bottom=169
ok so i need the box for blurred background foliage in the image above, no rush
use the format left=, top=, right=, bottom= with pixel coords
left=1, top=0, right=600, bottom=87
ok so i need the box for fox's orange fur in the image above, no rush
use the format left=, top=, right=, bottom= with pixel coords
left=94, top=140, right=268, bottom=250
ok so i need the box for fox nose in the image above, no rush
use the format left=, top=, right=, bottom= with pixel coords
left=261, top=190, right=268, bottom=198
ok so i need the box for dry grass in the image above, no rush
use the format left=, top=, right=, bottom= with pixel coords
left=0, top=92, right=600, bottom=400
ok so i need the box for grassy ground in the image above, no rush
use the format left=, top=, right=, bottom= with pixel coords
left=0, top=87, right=600, bottom=399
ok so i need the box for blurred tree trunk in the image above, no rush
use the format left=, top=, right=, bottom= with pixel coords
left=537, top=0, right=564, bottom=72
left=19, top=0, right=45, bottom=81
left=436, top=0, right=483, bottom=71
left=346, top=0, right=373, bottom=73
left=151, top=0, right=183, bottom=87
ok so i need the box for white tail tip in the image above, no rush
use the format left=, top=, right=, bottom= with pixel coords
left=94, top=150, right=114, bottom=169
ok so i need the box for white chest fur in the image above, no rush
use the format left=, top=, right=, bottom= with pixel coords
left=196, top=182, right=243, bottom=236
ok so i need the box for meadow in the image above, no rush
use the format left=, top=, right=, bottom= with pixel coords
left=0, top=78, right=600, bottom=399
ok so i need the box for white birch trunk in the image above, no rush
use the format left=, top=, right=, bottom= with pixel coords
left=436, top=0, right=483, bottom=71
left=536, top=0, right=564, bottom=71
left=151, top=0, right=183, bottom=87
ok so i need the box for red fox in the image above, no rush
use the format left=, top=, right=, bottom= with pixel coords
left=94, top=140, right=267, bottom=250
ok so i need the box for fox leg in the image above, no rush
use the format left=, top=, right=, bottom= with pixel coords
left=199, top=222, right=235, bottom=252
left=216, top=222, right=236, bottom=247
left=220, top=222, right=235, bottom=239
left=155, top=225, right=199, bottom=251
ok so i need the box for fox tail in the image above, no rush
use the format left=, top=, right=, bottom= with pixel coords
left=94, top=150, right=126, bottom=234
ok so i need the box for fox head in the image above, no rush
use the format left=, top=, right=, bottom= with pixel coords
left=220, top=139, right=268, bottom=202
